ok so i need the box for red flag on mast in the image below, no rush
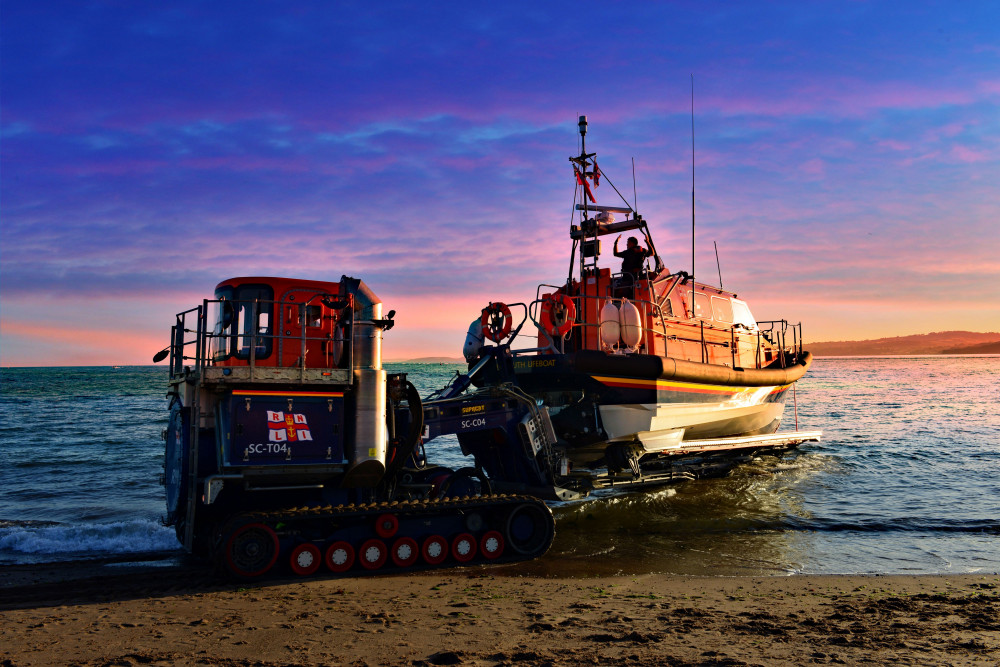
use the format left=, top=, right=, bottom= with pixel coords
left=575, top=166, right=596, bottom=203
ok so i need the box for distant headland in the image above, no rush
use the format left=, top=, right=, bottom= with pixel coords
left=389, top=331, right=1000, bottom=363
left=808, top=331, right=1000, bottom=356
left=387, top=331, right=1000, bottom=364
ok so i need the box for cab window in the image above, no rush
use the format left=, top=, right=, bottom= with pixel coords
left=211, top=286, right=235, bottom=360
left=305, top=305, right=323, bottom=327
left=234, top=285, right=274, bottom=360
left=284, top=304, right=324, bottom=327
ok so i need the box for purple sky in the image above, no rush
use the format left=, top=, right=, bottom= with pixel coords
left=2, top=2, right=998, bottom=365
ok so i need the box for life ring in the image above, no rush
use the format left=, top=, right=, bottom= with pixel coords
left=480, top=302, right=512, bottom=343
left=539, top=294, right=576, bottom=338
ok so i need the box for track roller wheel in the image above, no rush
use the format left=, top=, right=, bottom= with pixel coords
left=223, top=522, right=279, bottom=579
left=289, top=543, right=321, bottom=576
left=325, top=541, right=355, bottom=573
left=451, top=533, right=477, bottom=562
left=505, top=502, right=555, bottom=556
left=480, top=530, right=504, bottom=560
left=375, top=513, right=399, bottom=538
left=359, top=538, right=388, bottom=570
left=391, top=536, right=419, bottom=567
left=422, top=535, right=448, bottom=565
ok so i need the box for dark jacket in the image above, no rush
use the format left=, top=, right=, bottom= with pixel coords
left=614, top=245, right=650, bottom=274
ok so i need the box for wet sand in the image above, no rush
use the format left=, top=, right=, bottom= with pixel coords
left=1, top=559, right=998, bottom=666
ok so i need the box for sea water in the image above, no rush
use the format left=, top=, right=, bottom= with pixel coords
left=1, top=357, right=998, bottom=575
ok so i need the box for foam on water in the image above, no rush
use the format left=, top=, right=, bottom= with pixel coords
left=0, top=518, right=180, bottom=565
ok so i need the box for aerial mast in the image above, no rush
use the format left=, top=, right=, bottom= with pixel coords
left=570, top=115, right=596, bottom=280
left=580, top=115, right=587, bottom=281
left=690, top=75, right=696, bottom=315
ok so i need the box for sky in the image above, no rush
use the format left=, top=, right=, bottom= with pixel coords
left=2, top=1, right=998, bottom=366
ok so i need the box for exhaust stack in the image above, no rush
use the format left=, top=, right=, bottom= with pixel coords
left=339, top=277, right=388, bottom=487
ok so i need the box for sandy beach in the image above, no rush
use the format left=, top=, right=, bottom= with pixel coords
left=1, top=559, right=997, bottom=666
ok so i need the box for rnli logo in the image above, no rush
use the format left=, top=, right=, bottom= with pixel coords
left=266, top=410, right=313, bottom=443
left=461, top=404, right=486, bottom=415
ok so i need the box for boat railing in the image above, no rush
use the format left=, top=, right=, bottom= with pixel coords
left=569, top=291, right=742, bottom=360
left=522, top=288, right=804, bottom=369
left=528, top=279, right=673, bottom=354
left=167, top=297, right=355, bottom=383
left=755, top=320, right=804, bottom=368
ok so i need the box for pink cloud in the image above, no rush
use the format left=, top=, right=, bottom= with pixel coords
left=180, top=156, right=313, bottom=172
left=798, top=158, right=826, bottom=178
left=53, top=160, right=167, bottom=176
left=948, top=145, right=992, bottom=163
left=877, top=139, right=910, bottom=151
left=704, top=77, right=986, bottom=120
left=978, top=79, right=1000, bottom=93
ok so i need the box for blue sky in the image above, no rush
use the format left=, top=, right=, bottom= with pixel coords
left=2, top=2, right=998, bottom=364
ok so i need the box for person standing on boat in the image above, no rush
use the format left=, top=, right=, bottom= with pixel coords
left=614, top=235, right=651, bottom=277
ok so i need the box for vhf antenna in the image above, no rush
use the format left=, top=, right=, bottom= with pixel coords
left=714, top=240, right=723, bottom=289
left=632, top=157, right=638, bottom=212
left=690, top=74, right=696, bottom=310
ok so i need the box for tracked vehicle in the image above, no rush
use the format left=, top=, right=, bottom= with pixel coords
left=158, top=275, right=554, bottom=579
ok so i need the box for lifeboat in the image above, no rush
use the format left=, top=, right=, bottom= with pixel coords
left=447, top=116, right=819, bottom=493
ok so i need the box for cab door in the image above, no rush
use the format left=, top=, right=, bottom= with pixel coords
left=278, top=289, right=336, bottom=368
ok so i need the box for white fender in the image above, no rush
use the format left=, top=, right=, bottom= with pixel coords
left=599, top=299, right=621, bottom=350
left=463, top=318, right=485, bottom=362
left=619, top=298, right=643, bottom=350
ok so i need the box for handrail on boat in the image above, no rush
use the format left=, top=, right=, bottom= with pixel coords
left=517, top=286, right=805, bottom=370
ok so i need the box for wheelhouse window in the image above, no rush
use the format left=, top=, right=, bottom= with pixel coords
left=711, top=296, right=733, bottom=323
left=688, top=291, right=712, bottom=320
left=731, top=298, right=758, bottom=331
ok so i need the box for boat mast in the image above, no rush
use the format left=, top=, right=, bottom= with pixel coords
left=576, top=115, right=591, bottom=283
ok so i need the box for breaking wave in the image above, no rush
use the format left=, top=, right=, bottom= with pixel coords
left=0, top=518, right=180, bottom=564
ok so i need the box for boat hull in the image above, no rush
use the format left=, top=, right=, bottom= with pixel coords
left=510, top=350, right=809, bottom=464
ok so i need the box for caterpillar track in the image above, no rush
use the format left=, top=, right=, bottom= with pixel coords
left=215, top=494, right=554, bottom=579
